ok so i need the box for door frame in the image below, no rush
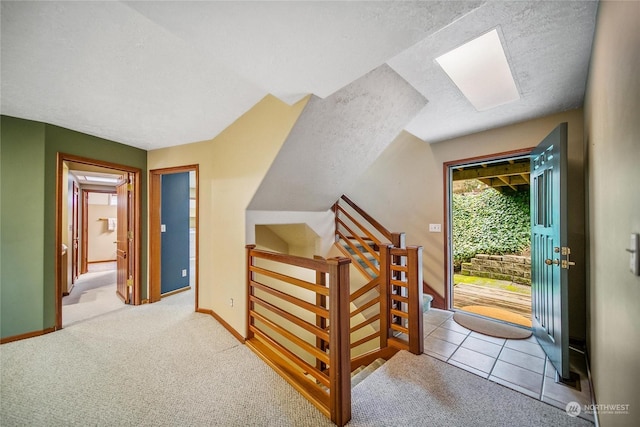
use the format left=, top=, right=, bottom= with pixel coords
left=443, top=148, right=533, bottom=310
left=56, top=153, right=142, bottom=330
left=149, top=165, right=199, bottom=308
left=71, top=181, right=79, bottom=284
left=80, top=189, right=116, bottom=274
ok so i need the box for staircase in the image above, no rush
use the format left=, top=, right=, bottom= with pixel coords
left=245, top=195, right=427, bottom=426
left=333, top=194, right=425, bottom=357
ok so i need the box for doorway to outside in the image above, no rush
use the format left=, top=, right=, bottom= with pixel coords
left=149, top=165, right=198, bottom=307
left=447, top=151, right=532, bottom=328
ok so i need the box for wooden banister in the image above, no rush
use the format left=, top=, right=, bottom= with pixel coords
left=246, top=245, right=351, bottom=426
left=328, top=257, right=351, bottom=426
left=339, top=195, right=392, bottom=241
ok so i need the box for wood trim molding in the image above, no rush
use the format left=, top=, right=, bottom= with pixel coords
left=423, top=281, right=446, bottom=309
left=56, top=153, right=142, bottom=331
left=148, top=165, right=199, bottom=309
left=1, top=327, right=56, bottom=345
left=442, top=147, right=533, bottom=310
left=196, top=308, right=245, bottom=343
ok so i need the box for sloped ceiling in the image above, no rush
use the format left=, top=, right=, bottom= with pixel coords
left=249, top=64, right=427, bottom=211
left=0, top=1, right=597, bottom=150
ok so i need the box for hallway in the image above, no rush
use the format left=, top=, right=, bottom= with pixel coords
left=62, top=262, right=122, bottom=327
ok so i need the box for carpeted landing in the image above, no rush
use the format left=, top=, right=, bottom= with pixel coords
left=1, top=288, right=590, bottom=426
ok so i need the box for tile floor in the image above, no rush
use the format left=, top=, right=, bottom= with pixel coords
left=423, top=308, right=595, bottom=423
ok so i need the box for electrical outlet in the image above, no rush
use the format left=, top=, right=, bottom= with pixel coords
left=181, top=269, right=187, bottom=277
left=429, top=224, right=442, bottom=232
left=229, top=298, right=234, bottom=307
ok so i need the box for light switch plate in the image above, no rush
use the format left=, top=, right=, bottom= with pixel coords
left=161, top=224, right=166, bottom=232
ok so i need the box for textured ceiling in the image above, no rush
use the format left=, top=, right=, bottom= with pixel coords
left=0, top=1, right=598, bottom=150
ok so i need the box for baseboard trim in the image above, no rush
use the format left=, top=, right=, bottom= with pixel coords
left=161, top=286, right=191, bottom=298
left=196, top=308, right=245, bottom=343
left=1, top=327, right=56, bottom=345
left=423, top=281, right=446, bottom=309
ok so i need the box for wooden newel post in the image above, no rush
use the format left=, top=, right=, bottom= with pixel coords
left=246, top=245, right=256, bottom=340
left=407, top=246, right=424, bottom=355
left=328, top=257, right=351, bottom=427
left=378, top=244, right=391, bottom=348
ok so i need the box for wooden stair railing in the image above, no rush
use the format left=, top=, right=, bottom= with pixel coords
left=333, top=195, right=424, bottom=359
left=246, top=245, right=351, bottom=426
left=380, top=244, right=424, bottom=354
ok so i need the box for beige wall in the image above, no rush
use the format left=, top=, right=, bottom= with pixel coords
left=147, top=95, right=308, bottom=336
left=346, top=108, right=586, bottom=340
left=584, top=2, right=640, bottom=425
left=87, top=193, right=117, bottom=262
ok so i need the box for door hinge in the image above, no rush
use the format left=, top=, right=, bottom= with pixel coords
left=127, top=278, right=133, bottom=287
left=128, top=230, right=134, bottom=240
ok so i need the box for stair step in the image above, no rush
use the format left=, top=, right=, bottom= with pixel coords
left=351, top=358, right=386, bottom=389
left=423, top=294, right=433, bottom=312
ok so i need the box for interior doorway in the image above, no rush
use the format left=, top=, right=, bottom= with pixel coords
left=56, top=153, right=141, bottom=330
left=149, top=165, right=198, bottom=308
left=446, top=150, right=533, bottom=327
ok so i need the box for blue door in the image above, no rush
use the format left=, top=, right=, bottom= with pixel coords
left=161, top=172, right=190, bottom=295
left=530, top=123, right=571, bottom=379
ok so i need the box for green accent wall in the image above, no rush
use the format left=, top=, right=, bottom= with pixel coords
left=1, top=117, right=46, bottom=338
left=0, top=115, right=147, bottom=340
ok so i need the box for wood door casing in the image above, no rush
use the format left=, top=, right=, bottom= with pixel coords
left=56, top=153, right=142, bottom=330
left=71, top=181, right=79, bottom=283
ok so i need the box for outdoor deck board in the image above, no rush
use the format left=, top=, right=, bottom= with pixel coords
left=453, top=283, right=531, bottom=319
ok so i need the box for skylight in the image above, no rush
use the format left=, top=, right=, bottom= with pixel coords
left=435, top=29, right=520, bottom=111
left=84, top=176, right=119, bottom=184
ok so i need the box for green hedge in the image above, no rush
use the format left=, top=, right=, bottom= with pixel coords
left=452, top=188, right=530, bottom=270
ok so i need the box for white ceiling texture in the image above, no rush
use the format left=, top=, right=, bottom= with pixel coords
left=1, top=1, right=598, bottom=151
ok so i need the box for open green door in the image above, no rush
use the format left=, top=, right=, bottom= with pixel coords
left=530, top=123, right=571, bottom=380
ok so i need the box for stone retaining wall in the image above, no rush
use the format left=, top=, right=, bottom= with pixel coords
left=460, top=254, right=531, bottom=285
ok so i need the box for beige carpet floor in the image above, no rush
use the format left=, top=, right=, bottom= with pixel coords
left=62, top=268, right=123, bottom=327
left=2, top=288, right=591, bottom=426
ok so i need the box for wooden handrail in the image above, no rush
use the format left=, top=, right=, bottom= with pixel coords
left=246, top=245, right=352, bottom=426
left=339, top=195, right=392, bottom=241
left=349, top=276, right=379, bottom=302
left=250, top=280, right=330, bottom=318
left=250, top=265, right=330, bottom=296
left=250, top=247, right=331, bottom=272
left=250, top=295, right=329, bottom=342
left=378, top=244, right=424, bottom=355
left=335, top=209, right=383, bottom=248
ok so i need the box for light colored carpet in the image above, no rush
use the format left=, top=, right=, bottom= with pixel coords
left=1, top=290, right=333, bottom=427
left=2, top=288, right=589, bottom=426
left=62, top=269, right=123, bottom=327
left=453, top=310, right=532, bottom=339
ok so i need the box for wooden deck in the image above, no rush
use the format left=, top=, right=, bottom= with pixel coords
left=452, top=283, right=531, bottom=319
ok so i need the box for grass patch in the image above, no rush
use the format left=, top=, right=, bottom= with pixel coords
left=454, top=274, right=530, bottom=295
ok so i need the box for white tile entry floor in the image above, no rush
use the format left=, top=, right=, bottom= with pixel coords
left=423, top=308, right=595, bottom=423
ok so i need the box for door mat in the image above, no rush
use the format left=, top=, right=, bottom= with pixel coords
left=454, top=306, right=532, bottom=340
